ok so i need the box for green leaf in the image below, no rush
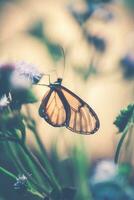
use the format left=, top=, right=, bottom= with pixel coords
left=74, top=64, right=97, bottom=81
left=114, top=104, right=134, bottom=133
left=28, top=21, right=44, bottom=39
left=28, top=21, right=63, bottom=62
left=0, top=166, right=16, bottom=180
left=11, top=89, right=37, bottom=109
left=71, top=143, right=92, bottom=200
left=117, top=163, right=132, bottom=178
left=0, top=112, right=25, bottom=143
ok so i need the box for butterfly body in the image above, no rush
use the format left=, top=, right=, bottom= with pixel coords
left=49, top=78, right=62, bottom=88
left=39, top=78, right=100, bottom=134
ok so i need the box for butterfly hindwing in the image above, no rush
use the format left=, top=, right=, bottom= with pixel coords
left=60, top=86, right=100, bottom=134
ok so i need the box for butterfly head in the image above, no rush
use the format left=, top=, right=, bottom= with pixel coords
left=50, top=78, right=62, bottom=89
left=55, top=78, right=62, bottom=85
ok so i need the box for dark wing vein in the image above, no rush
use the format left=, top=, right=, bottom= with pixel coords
left=60, top=85, right=100, bottom=134
left=39, top=89, right=67, bottom=127
left=39, top=85, right=100, bottom=134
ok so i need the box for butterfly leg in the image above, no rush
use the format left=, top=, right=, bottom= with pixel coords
left=35, top=74, right=50, bottom=87
left=43, top=74, right=51, bottom=84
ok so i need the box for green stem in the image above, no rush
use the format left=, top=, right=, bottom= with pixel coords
left=25, top=105, right=61, bottom=191
left=3, top=134, right=49, bottom=195
left=28, top=188, right=44, bottom=199
left=0, top=166, right=16, bottom=180
left=0, top=135, right=19, bottom=143
left=9, top=141, right=46, bottom=193
left=114, top=124, right=131, bottom=163
left=6, top=142, right=23, bottom=174
left=115, top=108, right=134, bottom=164
left=20, top=142, right=61, bottom=194
left=32, top=125, right=61, bottom=190
left=19, top=143, right=51, bottom=194
left=125, top=126, right=134, bottom=162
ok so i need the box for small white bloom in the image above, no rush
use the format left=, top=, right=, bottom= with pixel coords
left=14, top=61, right=43, bottom=84
left=10, top=61, right=43, bottom=89
left=10, top=71, right=31, bottom=89
left=16, top=174, right=27, bottom=183
left=91, top=160, right=117, bottom=184
left=0, top=95, right=9, bottom=108
left=14, top=174, right=28, bottom=190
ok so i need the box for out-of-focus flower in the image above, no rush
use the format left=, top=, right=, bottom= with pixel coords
left=10, top=71, right=31, bottom=90
left=12, top=61, right=43, bottom=85
left=91, top=160, right=117, bottom=184
left=92, top=6, right=114, bottom=22
left=114, top=104, right=134, bottom=133
left=0, top=61, right=42, bottom=94
left=0, top=61, right=39, bottom=111
left=0, top=63, right=15, bottom=97
left=68, top=1, right=94, bottom=25
left=69, top=0, right=113, bottom=25
left=0, top=95, right=9, bottom=111
left=14, top=174, right=28, bottom=192
left=0, top=63, right=14, bottom=71
left=91, top=181, right=128, bottom=200
left=89, top=160, right=133, bottom=200
left=120, top=54, right=134, bottom=79
left=85, top=32, right=106, bottom=52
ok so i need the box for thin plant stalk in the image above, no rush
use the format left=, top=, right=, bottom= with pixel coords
left=25, top=105, right=61, bottom=191
left=9, top=141, right=48, bottom=194
left=13, top=129, right=51, bottom=192
left=4, top=130, right=50, bottom=195
left=31, top=126, right=61, bottom=190
left=125, top=126, right=134, bottom=163
left=115, top=115, right=134, bottom=163
left=114, top=126, right=130, bottom=163
left=20, top=141, right=61, bottom=196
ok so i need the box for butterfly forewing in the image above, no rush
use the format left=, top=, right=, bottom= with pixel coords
left=60, top=86, right=100, bottom=134
left=39, top=89, right=66, bottom=127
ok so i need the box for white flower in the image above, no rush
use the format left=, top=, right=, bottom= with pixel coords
left=14, top=61, right=43, bottom=84
left=0, top=95, right=9, bottom=108
left=14, top=174, right=28, bottom=190
left=10, top=71, right=31, bottom=89
left=16, top=174, right=27, bottom=183
left=91, top=160, right=117, bottom=184
left=10, top=61, right=43, bottom=89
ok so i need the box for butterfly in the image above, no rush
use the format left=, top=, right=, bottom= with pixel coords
left=39, top=78, right=100, bottom=134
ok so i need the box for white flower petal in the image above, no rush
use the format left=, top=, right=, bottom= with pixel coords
left=10, top=72, right=31, bottom=89
left=14, top=61, right=42, bottom=84
left=91, top=160, right=117, bottom=184
left=0, top=95, right=9, bottom=108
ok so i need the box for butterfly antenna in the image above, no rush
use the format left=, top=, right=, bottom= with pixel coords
left=58, top=45, right=66, bottom=79
left=35, top=83, right=49, bottom=87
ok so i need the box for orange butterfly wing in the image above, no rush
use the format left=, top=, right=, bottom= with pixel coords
left=60, top=86, right=100, bottom=134
left=39, top=85, right=100, bottom=134
left=39, top=88, right=67, bottom=127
